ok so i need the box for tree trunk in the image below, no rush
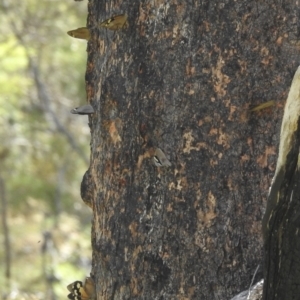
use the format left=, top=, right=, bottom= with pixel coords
left=262, top=67, right=300, bottom=300
left=83, top=0, right=300, bottom=299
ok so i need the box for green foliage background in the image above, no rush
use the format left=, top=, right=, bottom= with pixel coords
left=0, top=1, right=92, bottom=299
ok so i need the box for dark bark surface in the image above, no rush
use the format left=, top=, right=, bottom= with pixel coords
left=82, top=0, right=300, bottom=299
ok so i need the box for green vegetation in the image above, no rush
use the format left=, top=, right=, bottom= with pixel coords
left=0, top=1, right=93, bottom=299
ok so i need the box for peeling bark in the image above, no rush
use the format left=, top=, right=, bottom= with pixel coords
left=83, top=1, right=300, bottom=299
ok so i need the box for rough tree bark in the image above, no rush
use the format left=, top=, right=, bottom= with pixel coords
left=81, top=0, right=300, bottom=299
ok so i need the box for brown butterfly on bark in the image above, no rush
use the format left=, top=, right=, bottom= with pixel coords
left=99, top=14, right=129, bottom=31
left=67, top=27, right=90, bottom=40
left=67, top=277, right=96, bottom=300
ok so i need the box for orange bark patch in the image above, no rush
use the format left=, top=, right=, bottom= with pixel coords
left=176, top=2, right=185, bottom=15
left=211, top=56, right=231, bottom=97
left=228, top=105, right=237, bottom=121
left=276, top=36, right=283, bottom=45
left=209, top=128, right=218, bottom=136
left=86, top=84, right=94, bottom=100
left=240, top=154, right=250, bottom=164
left=256, top=146, right=276, bottom=168
left=183, top=131, right=207, bottom=153
left=217, top=129, right=230, bottom=149
left=169, top=177, right=188, bottom=191
left=99, top=39, right=105, bottom=55
left=186, top=58, right=196, bottom=76
left=197, top=191, right=217, bottom=226
left=136, top=148, right=153, bottom=169
left=108, top=119, right=122, bottom=145
left=247, top=137, right=254, bottom=154
left=203, top=21, right=210, bottom=32
left=157, top=30, right=172, bottom=39
left=129, top=221, right=139, bottom=239
left=209, top=159, right=218, bottom=166
left=166, top=203, right=173, bottom=212
left=260, top=46, right=273, bottom=65
left=238, top=59, right=247, bottom=74
left=130, top=277, right=140, bottom=296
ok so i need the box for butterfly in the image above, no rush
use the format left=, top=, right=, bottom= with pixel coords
left=67, top=277, right=96, bottom=300
left=250, top=100, right=275, bottom=112
left=70, top=104, right=94, bottom=115
left=152, top=148, right=172, bottom=167
left=99, top=14, right=129, bottom=31
left=67, top=27, right=91, bottom=40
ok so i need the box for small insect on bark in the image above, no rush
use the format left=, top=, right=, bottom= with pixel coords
left=70, top=105, right=94, bottom=115
left=99, top=14, right=129, bottom=31
left=67, top=27, right=90, bottom=40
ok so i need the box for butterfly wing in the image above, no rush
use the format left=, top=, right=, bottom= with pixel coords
left=153, top=148, right=171, bottom=167
left=67, top=281, right=83, bottom=292
left=99, top=14, right=128, bottom=31
left=67, top=280, right=87, bottom=300
left=250, top=100, right=275, bottom=112
left=67, top=27, right=90, bottom=40
left=83, top=277, right=96, bottom=299
left=67, top=292, right=79, bottom=300
left=67, top=277, right=95, bottom=300
left=70, top=104, right=94, bottom=115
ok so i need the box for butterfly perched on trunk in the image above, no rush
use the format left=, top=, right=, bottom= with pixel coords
left=67, top=277, right=96, bottom=300
left=152, top=148, right=172, bottom=167
left=67, top=27, right=91, bottom=40
left=250, top=100, right=275, bottom=112
left=70, top=104, right=94, bottom=115
left=99, top=14, right=129, bottom=31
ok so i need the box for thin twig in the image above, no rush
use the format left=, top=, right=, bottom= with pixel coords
left=247, top=264, right=260, bottom=299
